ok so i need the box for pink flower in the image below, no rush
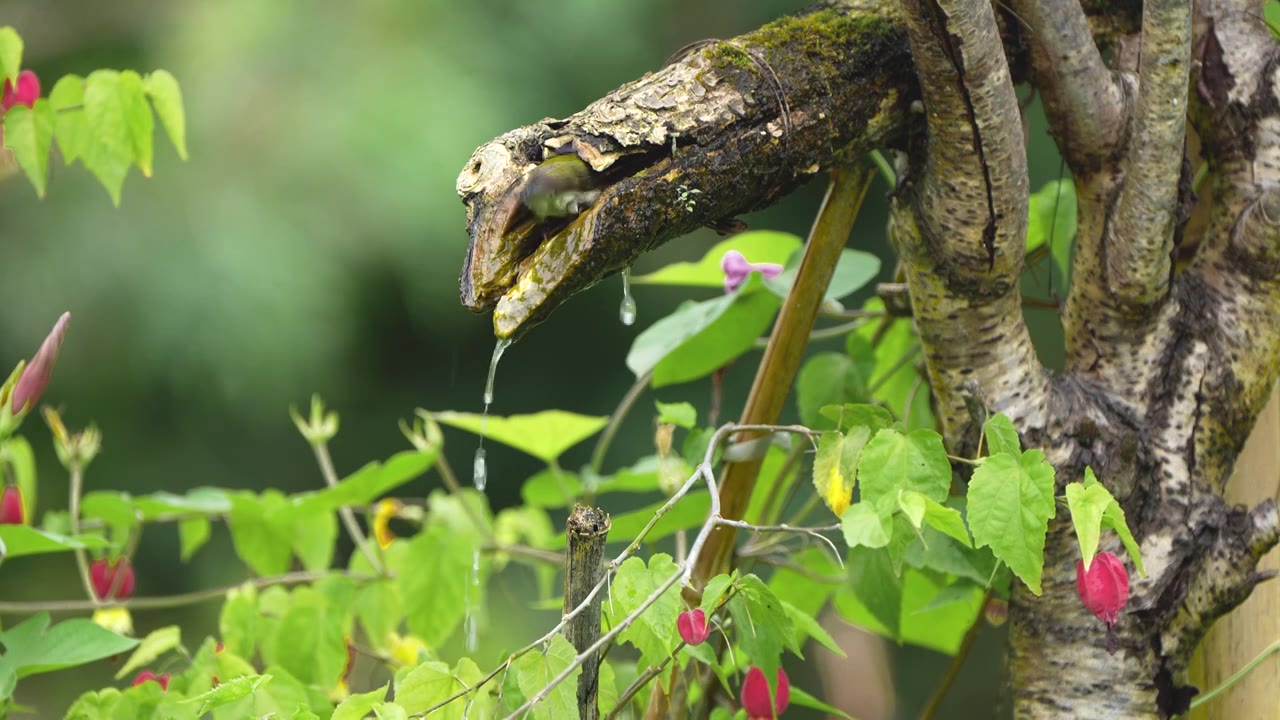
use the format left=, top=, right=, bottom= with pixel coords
left=90, top=557, right=136, bottom=601
left=0, top=484, right=23, bottom=524
left=131, top=670, right=170, bottom=691
left=1077, top=551, right=1129, bottom=654
left=677, top=608, right=710, bottom=646
left=721, top=250, right=783, bottom=294
left=1, top=70, right=40, bottom=113
left=740, top=666, right=790, bottom=718
left=11, top=312, right=70, bottom=415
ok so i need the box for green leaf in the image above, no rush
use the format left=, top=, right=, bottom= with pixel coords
left=790, top=684, right=854, bottom=719
left=0, top=525, right=106, bottom=558
left=261, top=587, right=348, bottom=687
left=114, top=625, right=180, bottom=679
left=514, top=633, right=582, bottom=720
left=1026, top=179, right=1078, bottom=288
left=290, top=505, right=337, bottom=572
left=841, top=502, right=892, bottom=549
left=899, top=570, right=984, bottom=655
left=132, top=487, right=231, bottom=519
left=433, top=410, right=607, bottom=463
left=627, top=286, right=780, bottom=388
left=598, top=659, right=619, bottom=717
left=632, top=231, right=801, bottom=287
left=1068, top=467, right=1145, bottom=576
left=219, top=583, right=258, bottom=659
left=655, top=400, right=697, bottom=429
left=982, top=413, right=1021, bottom=457
left=921, top=496, right=972, bottom=547
left=840, top=547, right=901, bottom=636
left=0, top=613, right=138, bottom=681
left=1268, top=0, right=1280, bottom=38
left=3, top=436, right=36, bottom=527
left=520, top=468, right=582, bottom=509
left=3, top=100, right=54, bottom=197
left=812, top=427, right=871, bottom=517
left=765, top=247, right=881, bottom=302
left=143, top=70, right=187, bottom=160
left=818, top=402, right=895, bottom=435
left=49, top=74, right=86, bottom=165
left=796, top=351, right=875, bottom=430
left=182, top=674, right=272, bottom=714
left=605, top=554, right=684, bottom=671
left=117, top=70, right=153, bottom=177
left=967, top=450, right=1057, bottom=594
left=393, top=661, right=454, bottom=715
left=781, top=599, right=844, bottom=656
left=294, top=449, right=437, bottom=514
left=604, top=492, right=710, bottom=545
left=227, top=491, right=294, bottom=576
left=81, top=70, right=135, bottom=205
left=0, top=27, right=20, bottom=86
left=333, top=685, right=389, bottom=720
left=400, top=505, right=481, bottom=647
left=179, top=517, right=211, bottom=561
left=903, top=525, right=996, bottom=586
left=728, top=574, right=798, bottom=687
left=80, top=491, right=137, bottom=551
left=374, top=702, right=409, bottom=720
left=851, top=301, right=932, bottom=429
left=355, top=579, right=403, bottom=651
left=857, top=428, right=952, bottom=512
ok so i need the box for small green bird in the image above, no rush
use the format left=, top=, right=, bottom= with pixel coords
left=519, top=152, right=601, bottom=222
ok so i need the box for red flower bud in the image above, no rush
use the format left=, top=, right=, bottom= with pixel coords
left=89, top=557, right=136, bottom=601
left=1, top=70, right=40, bottom=113
left=740, top=666, right=790, bottom=719
left=131, top=670, right=170, bottom=691
left=1077, top=551, right=1129, bottom=654
left=0, top=484, right=23, bottom=524
left=677, top=608, right=711, bottom=646
left=11, top=312, right=70, bottom=416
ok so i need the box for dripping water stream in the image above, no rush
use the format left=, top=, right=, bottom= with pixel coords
left=465, top=336, right=510, bottom=652
left=619, top=267, right=637, bottom=326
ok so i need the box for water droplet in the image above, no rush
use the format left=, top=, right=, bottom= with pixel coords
left=620, top=267, right=637, bottom=326
left=472, top=446, right=487, bottom=492
left=464, top=548, right=482, bottom=652
left=483, top=337, right=512, bottom=407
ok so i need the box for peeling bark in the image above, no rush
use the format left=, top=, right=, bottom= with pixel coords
left=456, top=0, right=1280, bottom=716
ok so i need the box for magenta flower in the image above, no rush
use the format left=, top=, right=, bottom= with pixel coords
left=1077, top=551, right=1130, bottom=654
left=1, top=70, right=40, bottom=114
left=677, top=608, right=710, bottom=646
left=11, top=312, right=70, bottom=415
left=90, top=557, right=136, bottom=601
left=131, top=670, right=170, bottom=691
left=740, top=666, right=790, bottom=718
left=721, top=250, right=783, bottom=294
left=0, top=484, right=23, bottom=524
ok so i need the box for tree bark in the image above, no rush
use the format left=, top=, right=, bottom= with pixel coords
left=457, top=1, right=1280, bottom=717
left=1190, top=387, right=1280, bottom=719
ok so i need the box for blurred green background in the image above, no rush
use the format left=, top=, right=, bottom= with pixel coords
left=0, top=1, right=1070, bottom=716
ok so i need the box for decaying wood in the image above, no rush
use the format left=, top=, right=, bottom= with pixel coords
left=563, top=504, right=611, bottom=720
left=457, top=0, right=1280, bottom=716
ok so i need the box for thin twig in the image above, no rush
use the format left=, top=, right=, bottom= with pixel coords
left=715, top=519, right=844, bottom=568
left=66, top=463, right=98, bottom=604
left=590, top=370, right=654, bottom=475
left=310, top=440, right=383, bottom=574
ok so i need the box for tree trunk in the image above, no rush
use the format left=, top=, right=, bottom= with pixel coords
left=456, top=1, right=1280, bottom=716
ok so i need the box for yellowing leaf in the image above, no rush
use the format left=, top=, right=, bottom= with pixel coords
left=812, top=427, right=871, bottom=517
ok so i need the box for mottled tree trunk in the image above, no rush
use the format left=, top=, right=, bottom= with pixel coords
left=457, top=1, right=1280, bottom=716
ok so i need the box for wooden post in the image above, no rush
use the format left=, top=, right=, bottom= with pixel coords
left=1190, top=386, right=1280, bottom=718
left=563, top=504, right=611, bottom=720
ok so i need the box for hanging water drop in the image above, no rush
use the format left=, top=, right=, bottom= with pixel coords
left=483, top=337, right=512, bottom=407
left=472, top=446, right=487, bottom=492
left=473, top=337, right=512, bottom=491
left=619, top=268, right=637, bottom=326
